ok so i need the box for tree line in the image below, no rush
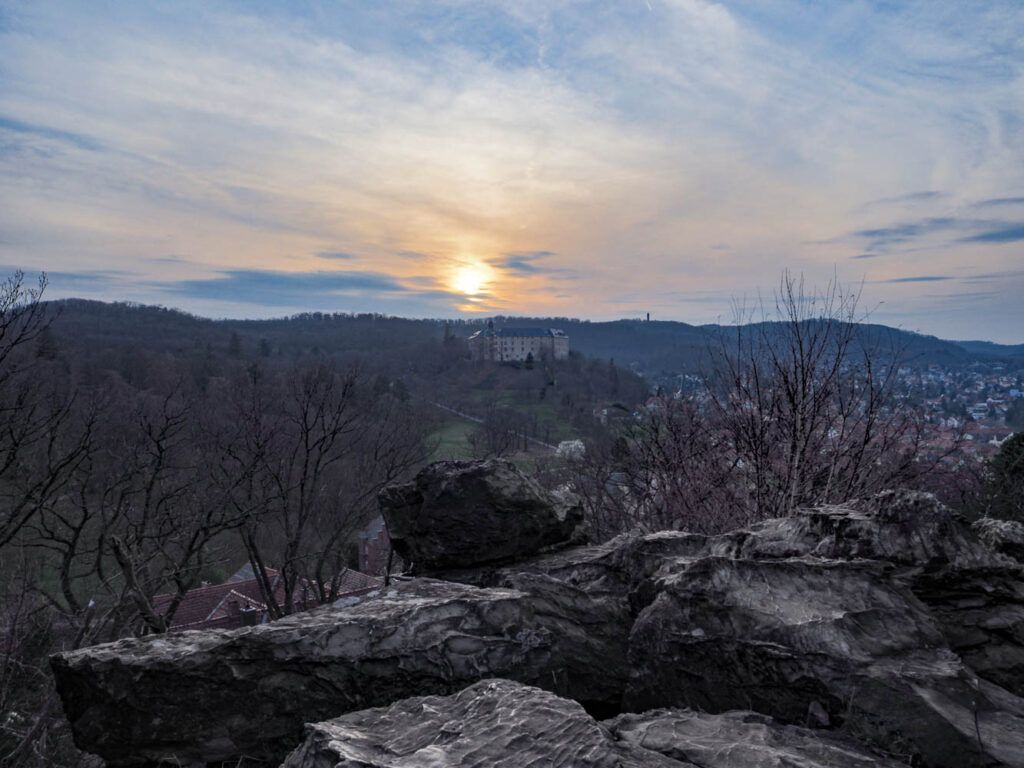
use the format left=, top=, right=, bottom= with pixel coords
left=562, top=273, right=1010, bottom=540
left=0, top=272, right=432, bottom=766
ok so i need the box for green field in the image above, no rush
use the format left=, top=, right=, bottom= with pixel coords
left=427, top=418, right=475, bottom=460
left=459, top=391, right=578, bottom=445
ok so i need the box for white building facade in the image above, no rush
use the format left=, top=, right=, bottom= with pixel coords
left=467, top=323, right=570, bottom=362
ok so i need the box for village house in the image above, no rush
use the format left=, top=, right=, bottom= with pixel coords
left=152, top=564, right=381, bottom=632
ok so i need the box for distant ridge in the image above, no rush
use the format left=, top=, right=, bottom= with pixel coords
left=43, top=298, right=1024, bottom=375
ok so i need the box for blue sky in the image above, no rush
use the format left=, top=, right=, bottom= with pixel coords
left=1, top=1, right=1023, bottom=341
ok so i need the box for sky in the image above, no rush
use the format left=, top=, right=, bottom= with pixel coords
left=1, top=1, right=1023, bottom=342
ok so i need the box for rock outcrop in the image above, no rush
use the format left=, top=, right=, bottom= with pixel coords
left=50, top=463, right=1024, bottom=768
left=607, top=707, right=908, bottom=768
left=474, top=491, right=1024, bottom=700
left=284, top=679, right=908, bottom=768
left=974, top=517, right=1024, bottom=563
left=378, top=459, right=584, bottom=572
left=281, top=679, right=685, bottom=768
left=625, top=556, right=1024, bottom=767
left=51, top=579, right=628, bottom=766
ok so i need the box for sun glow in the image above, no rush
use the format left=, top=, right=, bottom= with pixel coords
left=452, top=264, right=488, bottom=296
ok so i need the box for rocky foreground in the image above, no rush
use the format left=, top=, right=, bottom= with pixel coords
left=51, top=459, right=1024, bottom=767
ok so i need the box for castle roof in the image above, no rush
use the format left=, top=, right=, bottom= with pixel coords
left=469, top=326, right=567, bottom=340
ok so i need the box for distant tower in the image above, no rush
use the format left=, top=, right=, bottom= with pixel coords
left=646, top=312, right=650, bottom=322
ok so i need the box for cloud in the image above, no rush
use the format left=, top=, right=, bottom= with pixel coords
left=959, top=225, right=1024, bottom=244
left=163, top=269, right=413, bottom=307
left=2, top=1, right=1024, bottom=339
left=149, top=255, right=193, bottom=264
left=974, top=197, right=1024, bottom=207
left=316, top=251, right=358, bottom=260
left=0, top=268, right=126, bottom=294
left=488, top=251, right=572, bottom=277
left=924, top=291, right=997, bottom=300
left=846, top=216, right=1024, bottom=253
left=961, top=269, right=1024, bottom=282
left=0, top=115, right=103, bottom=152
left=862, top=191, right=946, bottom=208
left=880, top=275, right=954, bottom=283
left=850, top=217, right=960, bottom=252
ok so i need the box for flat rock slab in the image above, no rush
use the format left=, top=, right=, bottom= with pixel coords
left=281, top=679, right=692, bottom=768
left=51, top=580, right=629, bottom=767
left=379, top=459, right=584, bottom=572
left=282, top=679, right=908, bottom=768
left=607, top=708, right=907, bottom=768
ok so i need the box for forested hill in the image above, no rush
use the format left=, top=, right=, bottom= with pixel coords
left=44, top=299, right=1024, bottom=376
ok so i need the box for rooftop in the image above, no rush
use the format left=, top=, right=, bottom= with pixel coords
left=152, top=566, right=382, bottom=631
left=469, top=326, right=567, bottom=339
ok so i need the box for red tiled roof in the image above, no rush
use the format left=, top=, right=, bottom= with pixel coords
left=152, top=567, right=382, bottom=631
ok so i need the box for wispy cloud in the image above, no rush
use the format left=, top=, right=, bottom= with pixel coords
left=0, top=115, right=104, bottom=152
left=165, top=269, right=408, bottom=305
left=974, top=197, right=1024, bottom=208
left=850, top=217, right=961, bottom=252
left=1, top=1, right=1023, bottom=339
left=959, top=225, right=1024, bottom=243
left=880, top=275, right=953, bottom=283
left=488, top=251, right=576, bottom=278
left=861, top=191, right=946, bottom=208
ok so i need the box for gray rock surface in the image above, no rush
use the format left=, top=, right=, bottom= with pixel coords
left=474, top=491, right=1024, bottom=698
left=974, top=517, right=1024, bottom=562
left=378, top=459, right=585, bottom=572
left=607, top=708, right=907, bottom=768
left=624, top=554, right=1024, bottom=767
left=49, top=467, right=1024, bottom=768
left=282, top=680, right=908, bottom=768
left=51, top=579, right=628, bottom=766
left=281, top=679, right=689, bottom=768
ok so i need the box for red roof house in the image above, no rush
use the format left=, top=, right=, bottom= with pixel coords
left=152, top=566, right=382, bottom=631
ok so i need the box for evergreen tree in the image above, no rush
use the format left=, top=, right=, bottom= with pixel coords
left=1006, top=398, right=1024, bottom=431
left=986, top=433, right=1024, bottom=521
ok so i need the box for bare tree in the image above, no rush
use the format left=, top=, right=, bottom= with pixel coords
left=707, top=272, right=954, bottom=520
left=571, top=272, right=962, bottom=538
left=224, top=362, right=428, bottom=617
left=0, top=274, right=94, bottom=550
left=467, top=398, right=531, bottom=458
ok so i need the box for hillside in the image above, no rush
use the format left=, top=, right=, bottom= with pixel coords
left=45, top=300, right=1024, bottom=381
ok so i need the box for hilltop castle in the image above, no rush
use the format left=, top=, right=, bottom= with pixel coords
left=467, top=321, right=569, bottom=362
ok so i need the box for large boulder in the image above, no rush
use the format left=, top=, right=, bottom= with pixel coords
left=49, top=470, right=1024, bottom=768
left=607, top=708, right=907, bottom=768
left=282, top=679, right=908, bottom=768
left=724, top=492, right=1024, bottom=699
left=474, top=491, right=1024, bottom=698
left=51, top=579, right=629, bottom=767
left=281, top=679, right=687, bottom=768
left=378, top=459, right=585, bottom=572
left=625, top=555, right=1024, bottom=767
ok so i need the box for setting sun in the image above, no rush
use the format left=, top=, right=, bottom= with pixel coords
left=452, top=264, right=489, bottom=296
